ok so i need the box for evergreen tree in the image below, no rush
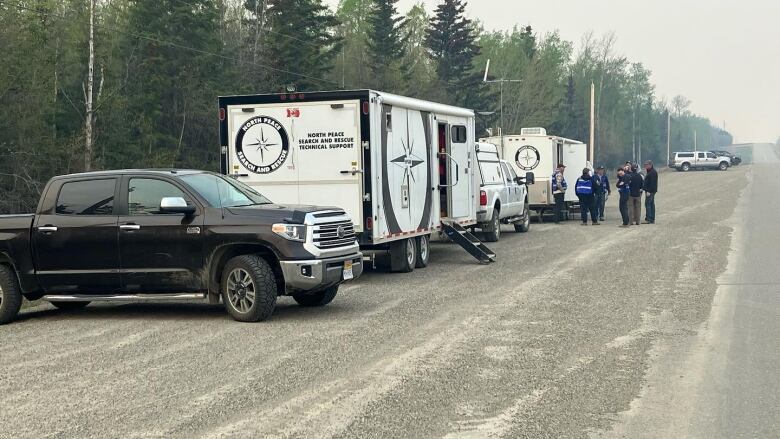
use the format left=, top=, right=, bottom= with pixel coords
left=424, top=0, right=491, bottom=119
left=366, top=0, right=404, bottom=91
left=262, top=0, right=341, bottom=91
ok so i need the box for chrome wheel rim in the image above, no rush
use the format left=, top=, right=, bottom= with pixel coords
left=419, top=237, right=429, bottom=262
left=226, top=268, right=255, bottom=313
left=406, top=240, right=415, bottom=266
left=0, top=283, right=3, bottom=305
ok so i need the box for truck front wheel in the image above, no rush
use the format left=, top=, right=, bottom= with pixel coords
left=222, top=255, right=277, bottom=322
left=0, top=265, right=22, bottom=325
left=514, top=202, right=531, bottom=233
left=293, top=286, right=338, bottom=307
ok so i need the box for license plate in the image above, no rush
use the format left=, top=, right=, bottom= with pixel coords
left=343, top=260, right=354, bottom=280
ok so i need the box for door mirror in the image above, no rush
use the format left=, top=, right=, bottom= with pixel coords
left=525, top=172, right=535, bottom=185
left=159, top=197, right=195, bottom=215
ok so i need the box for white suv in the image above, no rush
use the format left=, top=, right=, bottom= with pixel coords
left=670, top=151, right=731, bottom=171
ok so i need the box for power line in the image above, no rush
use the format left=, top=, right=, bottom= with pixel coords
left=1, top=0, right=346, bottom=88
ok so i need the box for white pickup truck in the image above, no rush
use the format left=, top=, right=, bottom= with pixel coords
left=476, top=142, right=534, bottom=242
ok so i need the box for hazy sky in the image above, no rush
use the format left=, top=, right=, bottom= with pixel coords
left=325, top=0, right=779, bottom=143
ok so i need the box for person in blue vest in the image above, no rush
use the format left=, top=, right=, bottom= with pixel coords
left=594, top=166, right=611, bottom=221
left=575, top=168, right=599, bottom=225
left=551, top=164, right=567, bottom=224
left=616, top=167, right=631, bottom=226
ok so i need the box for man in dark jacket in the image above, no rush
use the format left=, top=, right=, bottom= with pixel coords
left=551, top=164, right=567, bottom=224
left=594, top=166, right=610, bottom=221
left=629, top=164, right=644, bottom=225
left=575, top=168, right=599, bottom=225
left=643, top=160, right=658, bottom=224
left=616, top=167, right=630, bottom=226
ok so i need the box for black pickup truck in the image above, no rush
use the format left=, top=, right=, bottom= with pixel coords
left=0, top=169, right=363, bottom=324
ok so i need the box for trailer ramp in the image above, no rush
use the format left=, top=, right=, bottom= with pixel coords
left=442, top=222, right=496, bottom=264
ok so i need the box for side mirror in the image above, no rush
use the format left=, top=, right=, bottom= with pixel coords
left=525, top=172, right=535, bottom=185
left=160, top=197, right=196, bottom=215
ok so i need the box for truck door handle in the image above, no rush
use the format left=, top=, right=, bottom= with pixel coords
left=38, top=226, right=58, bottom=233
left=119, top=224, right=141, bottom=231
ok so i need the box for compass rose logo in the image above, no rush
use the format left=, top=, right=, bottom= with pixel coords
left=235, top=116, right=290, bottom=174
left=515, top=145, right=541, bottom=171
left=391, top=138, right=425, bottom=183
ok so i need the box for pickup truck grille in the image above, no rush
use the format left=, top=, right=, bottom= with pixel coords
left=312, top=218, right=356, bottom=249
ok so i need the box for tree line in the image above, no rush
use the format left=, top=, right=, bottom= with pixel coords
left=0, top=0, right=732, bottom=213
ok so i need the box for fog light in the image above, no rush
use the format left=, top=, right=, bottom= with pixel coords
left=301, top=265, right=312, bottom=277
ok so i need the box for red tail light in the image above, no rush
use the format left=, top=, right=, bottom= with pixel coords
left=480, top=190, right=487, bottom=206
left=365, top=217, right=373, bottom=230
left=362, top=101, right=370, bottom=115
left=218, top=108, right=225, bottom=121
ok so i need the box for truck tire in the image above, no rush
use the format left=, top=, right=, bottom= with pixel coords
left=0, top=265, right=22, bottom=325
left=415, top=235, right=430, bottom=268
left=50, top=301, right=90, bottom=310
left=390, top=238, right=416, bottom=273
left=719, top=161, right=729, bottom=171
left=222, top=255, right=277, bottom=322
left=293, top=286, right=338, bottom=307
left=514, top=202, right=531, bottom=233
left=483, top=210, right=500, bottom=242
left=681, top=162, right=691, bottom=172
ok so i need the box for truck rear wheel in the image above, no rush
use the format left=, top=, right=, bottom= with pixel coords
left=293, top=286, right=338, bottom=307
left=681, top=162, right=691, bottom=172
left=390, top=238, right=416, bottom=273
left=415, top=235, right=430, bottom=268
left=222, top=255, right=277, bottom=322
left=0, top=265, right=22, bottom=325
left=483, top=210, right=500, bottom=242
left=50, top=301, right=90, bottom=310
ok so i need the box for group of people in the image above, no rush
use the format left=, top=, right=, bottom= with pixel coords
left=551, top=160, right=658, bottom=226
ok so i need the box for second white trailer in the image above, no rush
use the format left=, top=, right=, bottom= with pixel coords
left=219, top=90, right=493, bottom=272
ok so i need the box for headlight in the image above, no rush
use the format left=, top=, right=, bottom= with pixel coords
left=272, top=224, right=307, bottom=241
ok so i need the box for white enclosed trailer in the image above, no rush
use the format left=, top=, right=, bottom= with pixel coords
left=219, top=90, right=494, bottom=272
left=480, top=128, right=590, bottom=219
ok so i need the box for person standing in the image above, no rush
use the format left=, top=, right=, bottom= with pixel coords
left=594, top=166, right=610, bottom=221
left=628, top=164, right=644, bottom=226
left=551, top=164, right=567, bottom=224
left=575, top=168, right=599, bottom=225
left=643, top=160, right=658, bottom=224
left=616, top=167, right=630, bottom=226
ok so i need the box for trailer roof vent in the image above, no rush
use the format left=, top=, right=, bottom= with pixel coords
left=520, top=127, right=547, bottom=136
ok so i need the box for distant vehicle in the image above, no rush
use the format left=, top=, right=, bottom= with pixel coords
left=219, top=90, right=496, bottom=269
left=712, top=150, right=742, bottom=166
left=670, top=151, right=731, bottom=171
left=0, top=170, right=363, bottom=324
left=480, top=127, right=590, bottom=221
left=475, top=142, right=534, bottom=242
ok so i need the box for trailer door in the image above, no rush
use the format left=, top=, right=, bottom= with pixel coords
left=227, top=100, right=364, bottom=231
left=447, top=122, right=473, bottom=219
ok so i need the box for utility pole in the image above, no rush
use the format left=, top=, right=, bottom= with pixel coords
left=589, top=82, right=595, bottom=164
left=484, top=59, right=521, bottom=149
left=84, top=0, right=95, bottom=171
left=666, top=112, right=671, bottom=166
left=694, top=130, right=698, bottom=149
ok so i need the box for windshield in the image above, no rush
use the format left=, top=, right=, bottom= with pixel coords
left=180, top=173, right=272, bottom=208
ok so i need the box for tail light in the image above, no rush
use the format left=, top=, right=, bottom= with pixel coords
left=362, top=101, right=370, bottom=115
left=218, top=108, right=225, bottom=121
left=365, top=217, right=373, bottom=230
left=480, top=190, right=487, bottom=206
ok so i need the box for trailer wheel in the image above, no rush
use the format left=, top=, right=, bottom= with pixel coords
left=0, top=265, right=22, bottom=325
left=390, top=238, right=417, bottom=273
left=222, top=255, right=277, bottom=322
left=293, top=286, right=338, bottom=307
left=514, top=203, right=531, bottom=233
left=415, top=235, right=430, bottom=268
left=483, top=210, right=500, bottom=242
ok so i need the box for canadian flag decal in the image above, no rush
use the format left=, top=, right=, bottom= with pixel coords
left=287, top=108, right=300, bottom=118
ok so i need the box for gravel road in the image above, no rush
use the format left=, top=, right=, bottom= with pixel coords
left=0, top=161, right=757, bottom=438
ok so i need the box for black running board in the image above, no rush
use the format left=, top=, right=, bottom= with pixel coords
left=42, top=293, right=207, bottom=302
left=442, top=222, right=496, bottom=264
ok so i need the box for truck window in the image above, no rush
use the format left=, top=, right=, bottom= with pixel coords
left=707, top=152, right=716, bottom=158
left=698, top=152, right=705, bottom=159
left=56, top=179, right=116, bottom=215
left=678, top=153, right=694, bottom=158
left=500, top=163, right=514, bottom=183
left=128, top=178, right=188, bottom=215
